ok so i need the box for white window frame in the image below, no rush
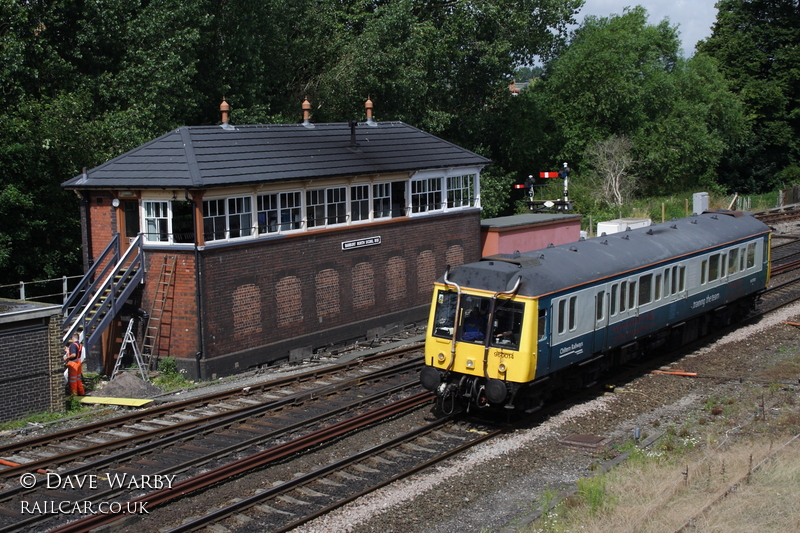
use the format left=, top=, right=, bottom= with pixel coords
left=257, top=191, right=303, bottom=235
left=373, top=182, right=392, bottom=219
left=143, top=200, right=170, bottom=243
left=409, top=167, right=482, bottom=217
left=203, top=196, right=253, bottom=243
left=351, top=184, right=370, bottom=222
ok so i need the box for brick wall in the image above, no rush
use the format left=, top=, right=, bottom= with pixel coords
left=124, top=210, right=479, bottom=378
left=190, top=210, right=480, bottom=376
left=0, top=307, right=65, bottom=423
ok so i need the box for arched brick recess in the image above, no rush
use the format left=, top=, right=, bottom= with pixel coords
left=386, top=256, right=406, bottom=301
left=316, top=269, right=340, bottom=318
left=352, top=262, right=375, bottom=309
left=275, top=276, right=303, bottom=326
left=417, top=250, right=436, bottom=293
left=232, top=283, right=262, bottom=337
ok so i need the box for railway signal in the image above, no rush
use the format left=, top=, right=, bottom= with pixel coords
left=515, top=162, right=573, bottom=212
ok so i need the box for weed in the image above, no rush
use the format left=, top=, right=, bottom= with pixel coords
left=577, top=475, right=610, bottom=515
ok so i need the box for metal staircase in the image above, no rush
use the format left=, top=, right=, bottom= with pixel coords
left=62, top=234, right=145, bottom=354
left=142, top=255, right=177, bottom=370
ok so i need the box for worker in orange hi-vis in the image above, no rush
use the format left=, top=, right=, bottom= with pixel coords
left=63, top=344, right=85, bottom=396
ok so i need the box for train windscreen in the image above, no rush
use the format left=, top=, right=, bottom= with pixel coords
left=432, top=291, right=524, bottom=350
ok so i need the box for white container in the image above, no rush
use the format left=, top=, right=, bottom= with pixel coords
left=597, top=217, right=652, bottom=236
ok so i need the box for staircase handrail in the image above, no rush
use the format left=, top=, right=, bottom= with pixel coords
left=62, top=234, right=144, bottom=348
left=62, top=233, right=121, bottom=321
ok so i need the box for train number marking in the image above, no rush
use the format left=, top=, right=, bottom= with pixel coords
left=493, top=351, right=514, bottom=359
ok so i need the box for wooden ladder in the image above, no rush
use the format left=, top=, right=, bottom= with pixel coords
left=142, top=255, right=177, bottom=370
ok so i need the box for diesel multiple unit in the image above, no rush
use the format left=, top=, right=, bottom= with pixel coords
left=420, top=211, right=771, bottom=411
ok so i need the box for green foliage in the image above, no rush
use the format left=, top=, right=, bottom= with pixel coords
left=576, top=475, right=610, bottom=515
left=525, top=7, right=749, bottom=196
left=158, top=356, right=178, bottom=375
left=153, top=356, right=187, bottom=391
left=698, top=0, right=800, bottom=193
left=0, top=0, right=583, bottom=285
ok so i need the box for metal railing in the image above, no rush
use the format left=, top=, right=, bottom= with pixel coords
left=0, top=275, right=85, bottom=304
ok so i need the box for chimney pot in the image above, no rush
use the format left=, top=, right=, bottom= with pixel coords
left=302, top=97, right=315, bottom=128
left=365, top=96, right=377, bottom=127
left=220, top=98, right=230, bottom=124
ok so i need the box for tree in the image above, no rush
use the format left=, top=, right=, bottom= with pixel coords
left=583, top=136, right=638, bottom=206
left=697, top=0, right=800, bottom=192
left=532, top=7, right=748, bottom=194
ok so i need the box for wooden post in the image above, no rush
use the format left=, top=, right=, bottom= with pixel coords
left=662, top=203, right=665, bottom=223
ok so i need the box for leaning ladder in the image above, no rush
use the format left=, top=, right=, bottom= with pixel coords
left=111, top=318, right=150, bottom=382
left=142, top=255, right=177, bottom=370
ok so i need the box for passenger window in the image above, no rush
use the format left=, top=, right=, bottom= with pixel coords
left=639, top=275, right=652, bottom=305
left=664, top=269, right=670, bottom=296
left=568, top=296, right=577, bottom=331
left=655, top=274, right=662, bottom=300
left=610, top=284, right=618, bottom=316
left=728, top=249, right=738, bottom=274
left=747, top=243, right=756, bottom=268
left=538, top=309, right=547, bottom=341
left=709, top=254, right=720, bottom=282
left=557, top=300, right=566, bottom=334
left=701, top=260, right=708, bottom=284
left=620, top=283, right=627, bottom=312
left=739, top=247, right=746, bottom=270
left=628, top=281, right=637, bottom=309
left=671, top=266, right=678, bottom=294
left=679, top=266, right=686, bottom=292
left=596, top=291, right=605, bottom=322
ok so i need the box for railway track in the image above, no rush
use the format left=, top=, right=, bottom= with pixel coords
left=0, top=346, right=420, bottom=482
left=6, top=223, right=800, bottom=533
left=0, top=351, right=424, bottom=532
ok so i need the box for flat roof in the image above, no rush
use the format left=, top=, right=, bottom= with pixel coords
left=480, top=213, right=583, bottom=230
left=0, top=299, right=60, bottom=323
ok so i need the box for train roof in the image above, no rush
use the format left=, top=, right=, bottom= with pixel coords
left=441, top=211, right=771, bottom=298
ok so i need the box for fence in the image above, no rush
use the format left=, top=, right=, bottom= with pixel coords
left=0, top=275, right=84, bottom=304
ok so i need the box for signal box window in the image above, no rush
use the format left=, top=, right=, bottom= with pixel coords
left=144, top=201, right=169, bottom=242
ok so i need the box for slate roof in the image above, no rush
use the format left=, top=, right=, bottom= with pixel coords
left=443, top=211, right=771, bottom=298
left=62, top=121, right=490, bottom=190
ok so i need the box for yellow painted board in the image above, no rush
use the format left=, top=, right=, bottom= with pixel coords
left=79, top=397, right=153, bottom=407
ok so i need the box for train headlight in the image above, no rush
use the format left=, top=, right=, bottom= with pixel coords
left=437, top=352, right=446, bottom=363
left=498, top=363, right=507, bottom=373
left=466, top=359, right=475, bottom=369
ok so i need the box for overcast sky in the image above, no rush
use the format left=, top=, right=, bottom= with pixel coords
left=575, top=1, right=719, bottom=56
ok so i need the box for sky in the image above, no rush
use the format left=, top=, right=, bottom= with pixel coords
left=575, top=1, right=720, bottom=56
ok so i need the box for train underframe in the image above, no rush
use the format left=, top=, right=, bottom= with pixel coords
left=422, top=293, right=759, bottom=414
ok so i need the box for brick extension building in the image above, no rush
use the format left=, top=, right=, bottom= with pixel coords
left=62, top=101, right=489, bottom=379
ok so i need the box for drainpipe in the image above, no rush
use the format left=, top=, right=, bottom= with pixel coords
left=187, top=188, right=204, bottom=380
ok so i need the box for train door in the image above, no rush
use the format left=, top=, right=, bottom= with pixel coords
left=592, top=286, right=609, bottom=353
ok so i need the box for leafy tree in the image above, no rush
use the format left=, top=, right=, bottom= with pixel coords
left=697, top=0, right=800, bottom=192
left=531, top=7, right=748, bottom=195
